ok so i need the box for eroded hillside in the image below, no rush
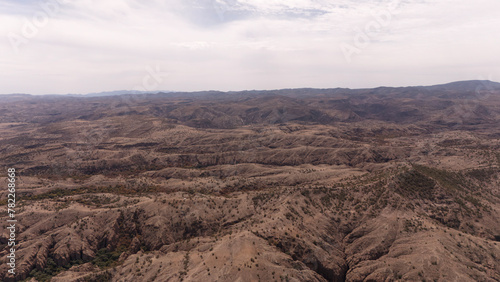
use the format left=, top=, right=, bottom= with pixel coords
left=0, top=82, right=499, bottom=281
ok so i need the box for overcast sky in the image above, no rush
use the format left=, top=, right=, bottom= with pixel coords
left=1, top=0, right=499, bottom=94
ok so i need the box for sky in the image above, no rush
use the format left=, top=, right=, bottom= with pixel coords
left=1, top=0, right=500, bottom=94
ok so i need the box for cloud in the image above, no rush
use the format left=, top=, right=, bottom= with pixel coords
left=1, top=0, right=499, bottom=94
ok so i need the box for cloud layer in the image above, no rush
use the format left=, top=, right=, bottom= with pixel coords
left=1, top=0, right=499, bottom=94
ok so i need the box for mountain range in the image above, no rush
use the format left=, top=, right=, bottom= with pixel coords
left=0, top=80, right=499, bottom=281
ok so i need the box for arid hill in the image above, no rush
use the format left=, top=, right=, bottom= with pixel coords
left=0, top=81, right=499, bottom=281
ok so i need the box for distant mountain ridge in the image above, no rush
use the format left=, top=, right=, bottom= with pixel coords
left=67, top=90, right=173, bottom=97
left=421, top=80, right=500, bottom=91
left=1, top=80, right=499, bottom=129
left=4, top=80, right=499, bottom=97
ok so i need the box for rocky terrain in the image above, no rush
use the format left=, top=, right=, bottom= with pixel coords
left=0, top=80, right=499, bottom=281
